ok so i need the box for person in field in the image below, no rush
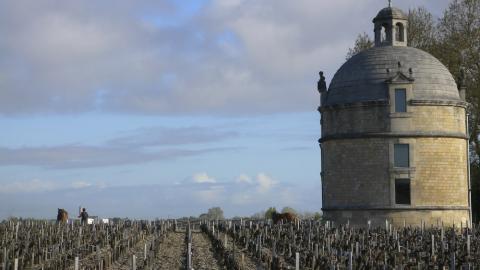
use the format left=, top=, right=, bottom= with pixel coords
left=79, top=208, right=89, bottom=225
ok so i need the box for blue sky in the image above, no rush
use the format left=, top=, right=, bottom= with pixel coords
left=0, top=0, right=451, bottom=219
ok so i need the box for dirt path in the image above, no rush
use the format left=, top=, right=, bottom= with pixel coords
left=154, top=232, right=185, bottom=270
left=191, top=231, right=224, bottom=270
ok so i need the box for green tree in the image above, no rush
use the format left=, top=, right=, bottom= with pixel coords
left=264, top=207, right=277, bottom=219
left=281, top=206, right=297, bottom=215
left=199, top=207, right=224, bottom=220
left=313, top=212, right=323, bottom=221
left=208, top=207, right=224, bottom=220
left=300, top=211, right=322, bottom=220
left=407, top=7, right=437, bottom=50
left=251, top=211, right=265, bottom=220
left=472, top=163, right=480, bottom=221
left=345, top=32, right=373, bottom=60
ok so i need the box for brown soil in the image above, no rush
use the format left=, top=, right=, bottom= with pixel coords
left=191, top=231, right=224, bottom=270
left=153, top=232, right=186, bottom=270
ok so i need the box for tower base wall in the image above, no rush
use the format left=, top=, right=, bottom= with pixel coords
left=323, top=209, right=470, bottom=228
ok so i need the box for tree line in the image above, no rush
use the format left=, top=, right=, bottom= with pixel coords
left=196, top=206, right=322, bottom=221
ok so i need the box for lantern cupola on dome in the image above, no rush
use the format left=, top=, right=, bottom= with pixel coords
left=373, top=1, right=408, bottom=47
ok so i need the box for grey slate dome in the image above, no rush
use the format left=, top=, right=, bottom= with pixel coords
left=373, top=7, right=407, bottom=22
left=325, top=46, right=459, bottom=106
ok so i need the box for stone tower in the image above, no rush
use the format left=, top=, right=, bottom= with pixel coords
left=318, top=4, right=471, bottom=227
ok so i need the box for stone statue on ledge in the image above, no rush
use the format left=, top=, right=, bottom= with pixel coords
left=317, top=71, right=327, bottom=106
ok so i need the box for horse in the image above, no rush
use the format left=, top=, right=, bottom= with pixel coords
left=272, top=211, right=298, bottom=224
left=57, top=208, right=68, bottom=223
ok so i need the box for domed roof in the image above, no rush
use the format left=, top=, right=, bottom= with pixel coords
left=373, top=7, right=407, bottom=22
left=326, top=46, right=459, bottom=106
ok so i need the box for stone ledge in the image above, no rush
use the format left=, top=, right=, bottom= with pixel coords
left=410, top=99, right=469, bottom=108
left=317, top=98, right=468, bottom=113
left=319, top=132, right=467, bottom=143
left=318, top=99, right=388, bottom=112
left=389, top=112, right=413, bottom=118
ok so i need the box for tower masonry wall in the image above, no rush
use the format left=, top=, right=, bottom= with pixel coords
left=392, top=105, right=466, bottom=134
left=321, top=104, right=469, bottom=226
left=413, top=137, right=468, bottom=206
left=322, top=138, right=390, bottom=208
left=322, top=104, right=466, bottom=137
left=322, top=104, right=389, bottom=136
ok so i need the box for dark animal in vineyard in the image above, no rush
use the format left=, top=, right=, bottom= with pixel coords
left=57, top=208, right=68, bottom=223
left=272, top=211, right=297, bottom=224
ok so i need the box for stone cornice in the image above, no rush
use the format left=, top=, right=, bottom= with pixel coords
left=318, top=100, right=388, bottom=112
left=409, top=99, right=469, bottom=108
left=319, top=131, right=467, bottom=143
left=318, top=99, right=469, bottom=112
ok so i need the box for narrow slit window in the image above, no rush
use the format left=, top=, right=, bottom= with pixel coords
left=395, top=23, right=404, bottom=42
left=395, top=88, right=407, bottom=112
left=394, top=144, right=409, bottom=167
left=381, top=24, right=388, bottom=43
left=395, top=178, right=411, bottom=205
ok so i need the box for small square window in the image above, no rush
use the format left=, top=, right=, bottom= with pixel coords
left=394, top=144, right=409, bottom=167
left=395, top=89, right=407, bottom=112
left=395, top=179, right=411, bottom=205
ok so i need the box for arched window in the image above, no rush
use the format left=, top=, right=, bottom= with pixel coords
left=381, top=23, right=389, bottom=43
left=395, top=23, right=404, bottom=42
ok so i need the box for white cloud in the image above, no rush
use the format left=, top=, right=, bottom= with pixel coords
left=0, top=179, right=107, bottom=194
left=108, top=126, right=237, bottom=147
left=230, top=192, right=253, bottom=205
left=194, top=185, right=225, bottom=203
left=235, top=173, right=252, bottom=184
left=0, top=179, right=57, bottom=193
left=0, top=0, right=450, bottom=115
left=0, top=145, right=233, bottom=169
left=71, top=181, right=93, bottom=189
left=192, top=172, right=216, bottom=184
left=96, top=181, right=107, bottom=189
left=228, top=172, right=283, bottom=205
left=256, top=173, right=277, bottom=193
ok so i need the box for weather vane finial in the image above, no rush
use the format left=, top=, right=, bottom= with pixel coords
left=388, top=0, right=392, bottom=7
